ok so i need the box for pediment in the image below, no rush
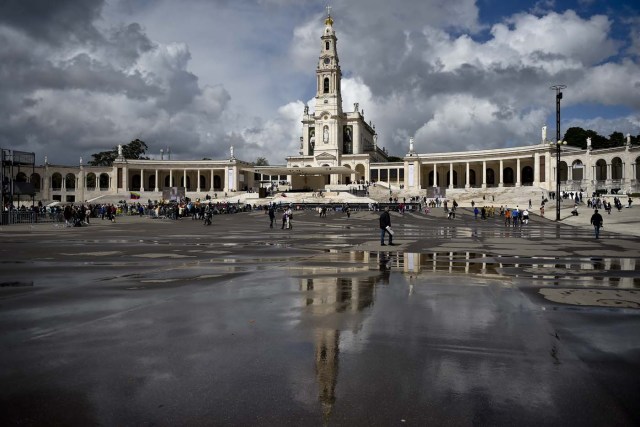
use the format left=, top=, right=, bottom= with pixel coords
left=315, top=152, right=337, bottom=161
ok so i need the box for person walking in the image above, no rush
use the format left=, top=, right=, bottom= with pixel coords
left=268, top=204, right=275, bottom=228
left=284, top=205, right=293, bottom=229
left=379, top=206, right=394, bottom=246
left=590, top=209, right=604, bottom=239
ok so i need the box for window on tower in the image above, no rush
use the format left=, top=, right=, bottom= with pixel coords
left=323, top=77, right=329, bottom=93
left=326, top=41, right=330, bottom=50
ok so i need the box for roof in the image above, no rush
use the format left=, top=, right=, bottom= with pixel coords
left=250, top=166, right=353, bottom=175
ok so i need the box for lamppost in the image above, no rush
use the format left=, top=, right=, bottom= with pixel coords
left=550, top=84, right=567, bottom=221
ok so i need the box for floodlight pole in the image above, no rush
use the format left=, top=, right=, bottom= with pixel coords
left=550, top=84, right=567, bottom=221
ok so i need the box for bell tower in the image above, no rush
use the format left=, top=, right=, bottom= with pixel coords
left=313, top=7, right=343, bottom=152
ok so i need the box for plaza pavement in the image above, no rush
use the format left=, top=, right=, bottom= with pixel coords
left=1, top=206, right=639, bottom=425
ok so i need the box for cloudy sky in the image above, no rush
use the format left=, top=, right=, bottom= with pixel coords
left=1, top=0, right=639, bottom=165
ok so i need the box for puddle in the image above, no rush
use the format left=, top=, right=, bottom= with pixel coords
left=0, top=281, right=34, bottom=287
left=539, top=288, right=640, bottom=308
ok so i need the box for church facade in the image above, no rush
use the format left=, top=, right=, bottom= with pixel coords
left=3, top=11, right=640, bottom=205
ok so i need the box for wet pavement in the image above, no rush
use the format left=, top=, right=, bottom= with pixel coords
left=1, top=209, right=639, bottom=425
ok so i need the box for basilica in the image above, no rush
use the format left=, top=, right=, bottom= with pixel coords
left=2, top=11, right=639, bottom=206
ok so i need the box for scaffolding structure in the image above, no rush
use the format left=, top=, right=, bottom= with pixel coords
left=1, top=149, right=36, bottom=224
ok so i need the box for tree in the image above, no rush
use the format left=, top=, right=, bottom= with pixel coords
left=88, top=139, right=149, bottom=166
left=88, top=150, right=117, bottom=166
left=122, top=138, right=149, bottom=160
left=609, top=131, right=625, bottom=147
left=255, top=157, right=269, bottom=166
left=563, top=127, right=607, bottom=149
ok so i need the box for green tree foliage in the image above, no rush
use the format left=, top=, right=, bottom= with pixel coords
left=609, top=131, right=625, bottom=146
left=88, top=139, right=149, bottom=166
left=255, top=157, right=269, bottom=166
left=563, top=128, right=633, bottom=150
left=88, top=150, right=117, bottom=166
left=122, top=139, right=149, bottom=160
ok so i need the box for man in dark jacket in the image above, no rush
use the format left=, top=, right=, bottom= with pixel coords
left=379, top=207, right=394, bottom=246
left=590, top=209, right=604, bottom=239
left=268, top=204, right=275, bottom=228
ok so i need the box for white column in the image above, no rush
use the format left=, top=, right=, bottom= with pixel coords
left=154, top=169, right=159, bottom=192
left=465, top=162, right=470, bottom=188
left=169, top=170, right=173, bottom=187
left=482, top=161, right=487, bottom=188
left=516, top=158, right=521, bottom=187
left=449, top=163, right=454, bottom=189
left=197, top=169, right=201, bottom=192
left=183, top=169, right=187, bottom=190
left=123, top=166, right=128, bottom=191
left=568, top=162, right=573, bottom=181
left=607, top=163, right=611, bottom=180
left=140, top=169, right=144, bottom=191
left=534, top=152, right=540, bottom=186
left=545, top=152, right=551, bottom=190
left=210, top=169, right=214, bottom=192
left=432, top=163, right=437, bottom=187
left=499, top=160, right=504, bottom=187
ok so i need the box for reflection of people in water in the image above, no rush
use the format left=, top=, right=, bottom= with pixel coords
left=377, top=252, right=391, bottom=284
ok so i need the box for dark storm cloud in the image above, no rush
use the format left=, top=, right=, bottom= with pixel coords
left=0, top=0, right=105, bottom=45
left=105, top=23, right=156, bottom=67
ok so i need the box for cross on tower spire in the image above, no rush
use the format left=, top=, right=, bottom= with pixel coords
left=326, top=5, right=331, bottom=17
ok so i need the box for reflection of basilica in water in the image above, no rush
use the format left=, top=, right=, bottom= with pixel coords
left=295, top=250, right=389, bottom=421
left=294, top=249, right=638, bottom=422
left=396, top=251, right=640, bottom=288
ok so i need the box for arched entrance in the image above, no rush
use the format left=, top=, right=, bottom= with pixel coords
left=595, top=159, right=606, bottom=180
left=571, top=161, right=583, bottom=181
left=486, top=169, right=495, bottom=186
left=503, top=167, right=514, bottom=185
left=522, top=166, right=534, bottom=185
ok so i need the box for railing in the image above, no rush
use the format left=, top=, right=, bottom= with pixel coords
left=0, top=211, right=64, bottom=225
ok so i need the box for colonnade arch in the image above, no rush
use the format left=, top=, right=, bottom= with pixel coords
left=486, top=169, right=495, bottom=186
left=522, top=166, right=534, bottom=185
left=571, top=160, right=584, bottom=181
left=51, top=173, right=62, bottom=190
left=30, top=173, right=41, bottom=190
left=503, top=167, right=514, bottom=185
left=65, top=173, right=75, bottom=190
left=595, top=159, right=607, bottom=180
left=611, top=157, right=623, bottom=180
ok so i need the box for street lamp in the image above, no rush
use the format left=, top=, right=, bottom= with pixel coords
left=550, top=84, right=567, bottom=221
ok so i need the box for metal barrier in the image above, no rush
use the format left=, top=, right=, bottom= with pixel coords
left=0, top=211, right=64, bottom=225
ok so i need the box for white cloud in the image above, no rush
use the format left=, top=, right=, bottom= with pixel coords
left=1, top=0, right=638, bottom=166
